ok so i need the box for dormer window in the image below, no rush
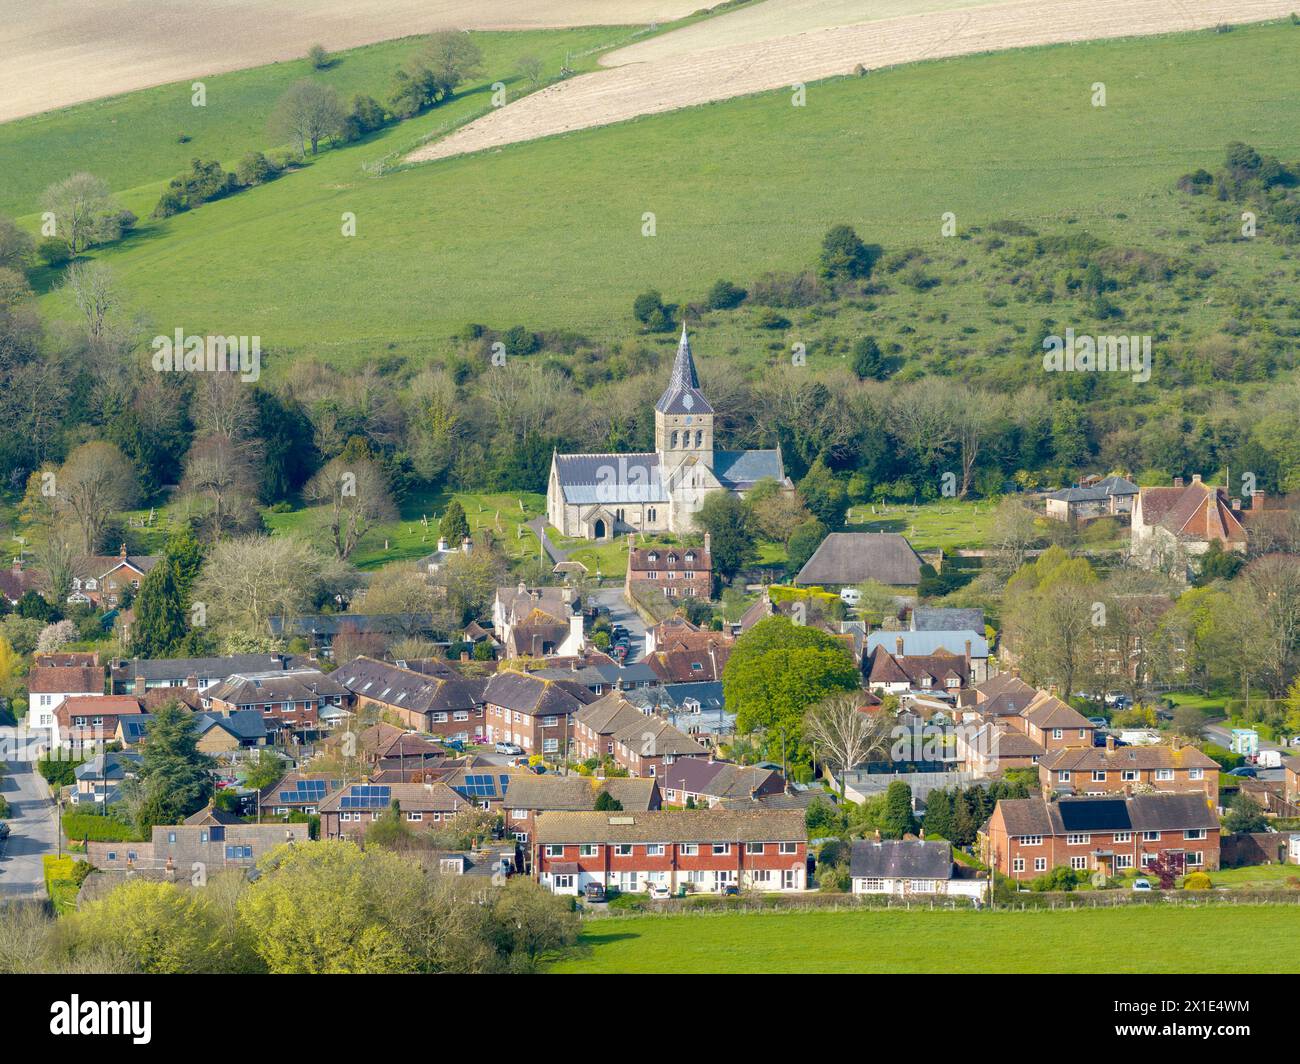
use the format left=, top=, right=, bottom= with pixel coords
left=647, top=552, right=658, bottom=562
left=685, top=552, right=695, bottom=563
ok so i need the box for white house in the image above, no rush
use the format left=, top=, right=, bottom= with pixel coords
left=848, top=838, right=986, bottom=899
left=26, top=657, right=104, bottom=731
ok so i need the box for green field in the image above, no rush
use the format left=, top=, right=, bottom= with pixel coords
left=549, top=906, right=1300, bottom=973
left=846, top=500, right=999, bottom=552
left=24, top=20, right=1300, bottom=369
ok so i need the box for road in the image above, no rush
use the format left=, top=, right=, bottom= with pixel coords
left=1202, top=722, right=1288, bottom=783
left=0, top=727, right=60, bottom=899
left=588, top=588, right=648, bottom=663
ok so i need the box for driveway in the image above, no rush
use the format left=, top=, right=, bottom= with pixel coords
left=0, top=728, right=60, bottom=899
left=589, top=588, right=647, bottom=663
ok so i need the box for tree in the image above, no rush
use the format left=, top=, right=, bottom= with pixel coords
left=851, top=336, right=887, bottom=380
left=439, top=499, right=471, bottom=545
left=307, top=43, right=331, bottom=69
left=797, top=457, right=849, bottom=529
left=786, top=519, right=828, bottom=575
left=180, top=433, right=261, bottom=542
left=243, top=749, right=287, bottom=792
left=989, top=497, right=1040, bottom=575
left=706, top=279, right=747, bottom=309
left=133, top=559, right=188, bottom=658
left=1224, top=792, right=1267, bottom=835
left=305, top=455, right=396, bottom=560
left=723, top=616, right=860, bottom=763
left=516, top=54, right=544, bottom=85
left=592, top=790, right=623, bottom=812
left=803, top=693, right=890, bottom=799
left=632, top=290, right=674, bottom=332
left=35, top=620, right=77, bottom=655
left=880, top=780, right=918, bottom=839
left=134, top=703, right=216, bottom=832
left=419, top=31, right=484, bottom=100
left=0, top=215, right=34, bottom=272
left=489, top=877, right=580, bottom=972
left=694, top=491, right=754, bottom=583
left=56, top=441, right=139, bottom=554
left=270, top=80, right=345, bottom=155
left=41, top=173, right=122, bottom=257
left=819, top=224, right=876, bottom=281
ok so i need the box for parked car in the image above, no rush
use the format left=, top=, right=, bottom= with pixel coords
left=1131, top=878, right=1153, bottom=892
left=443, top=739, right=465, bottom=753
left=650, top=883, right=671, bottom=900
left=583, top=883, right=606, bottom=903
left=494, top=741, right=523, bottom=755
left=722, top=884, right=740, bottom=897
left=1087, top=717, right=1108, bottom=729
left=839, top=587, right=861, bottom=606
left=1228, top=766, right=1258, bottom=778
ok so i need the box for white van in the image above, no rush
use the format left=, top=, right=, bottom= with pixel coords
left=839, top=588, right=861, bottom=606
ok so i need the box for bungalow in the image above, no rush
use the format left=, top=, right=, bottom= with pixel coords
left=532, top=809, right=808, bottom=895
left=1040, top=737, right=1219, bottom=800
left=793, top=532, right=924, bottom=589
left=334, top=656, right=486, bottom=741
left=984, top=793, right=1221, bottom=880
left=259, top=770, right=341, bottom=818
left=658, top=758, right=785, bottom=808
left=849, top=838, right=986, bottom=899
left=503, top=774, right=660, bottom=845
left=492, top=582, right=585, bottom=658
left=317, top=781, right=468, bottom=840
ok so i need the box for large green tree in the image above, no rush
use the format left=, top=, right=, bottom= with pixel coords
left=132, top=559, right=187, bottom=658
left=135, top=703, right=215, bottom=832
left=694, top=490, right=754, bottom=584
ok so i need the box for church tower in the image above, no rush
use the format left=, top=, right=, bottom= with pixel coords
left=654, top=324, right=715, bottom=470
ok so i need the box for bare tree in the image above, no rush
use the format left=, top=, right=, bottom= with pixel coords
left=803, top=693, right=891, bottom=799
left=180, top=433, right=261, bottom=542
left=269, top=80, right=344, bottom=155
left=989, top=497, right=1040, bottom=575
left=304, top=454, right=396, bottom=560
left=56, top=441, right=139, bottom=554
left=516, top=54, right=544, bottom=85
left=62, top=262, right=119, bottom=348
left=41, top=173, right=122, bottom=256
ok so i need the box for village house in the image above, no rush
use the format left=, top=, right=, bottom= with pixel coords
left=201, top=669, right=348, bottom=739
left=658, top=757, right=785, bottom=808
left=1285, top=758, right=1300, bottom=807
left=1130, top=475, right=1249, bottom=577
left=1004, top=690, right=1097, bottom=752
left=573, top=693, right=708, bottom=777
left=530, top=656, right=660, bottom=698
left=1039, top=736, right=1219, bottom=800
left=86, top=815, right=309, bottom=871
left=627, top=681, right=734, bottom=747
left=66, top=544, right=159, bottom=607
left=503, top=774, right=660, bottom=845
left=70, top=751, right=139, bottom=807
left=625, top=535, right=713, bottom=600
left=642, top=617, right=734, bottom=684
left=0, top=557, right=40, bottom=606
left=51, top=694, right=143, bottom=747
left=532, top=809, right=808, bottom=895
left=1043, top=475, right=1139, bottom=524
left=984, top=793, right=1220, bottom=880
left=968, top=672, right=1039, bottom=717
left=482, top=669, right=597, bottom=758
left=865, top=644, right=970, bottom=697
left=334, top=656, right=487, bottom=741
left=108, top=653, right=312, bottom=695
left=193, top=711, right=269, bottom=753
left=958, top=722, right=1045, bottom=775
left=866, top=630, right=989, bottom=685
left=793, top=531, right=924, bottom=590
left=546, top=326, right=790, bottom=541
left=317, top=781, right=469, bottom=840
left=443, top=764, right=535, bottom=811
left=492, top=582, right=585, bottom=658
left=259, top=770, right=342, bottom=818
left=849, top=838, right=986, bottom=899
left=26, top=654, right=104, bottom=731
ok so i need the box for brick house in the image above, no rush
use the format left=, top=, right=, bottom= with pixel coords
left=573, top=693, right=707, bottom=777
left=1130, top=475, right=1248, bottom=578
left=1040, top=736, right=1219, bottom=800
left=658, top=758, right=785, bottom=807
left=1005, top=690, right=1096, bottom=752
left=86, top=815, right=308, bottom=871
left=503, top=775, right=660, bottom=845
left=958, top=723, right=1045, bottom=775
left=68, top=545, right=159, bottom=607
left=334, top=656, right=488, bottom=741
left=532, top=809, right=808, bottom=895
left=1285, top=758, right=1300, bottom=806
left=492, top=583, right=585, bottom=658
left=984, top=793, right=1220, bottom=880
left=52, top=695, right=143, bottom=747
left=481, top=669, right=597, bottom=758
left=865, top=645, right=970, bottom=696
left=201, top=669, right=348, bottom=739
left=259, top=770, right=343, bottom=818
left=642, top=618, right=734, bottom=683
left=317, top=781, right=469, bottom=840
left=625, top=535, right=713, bottom=600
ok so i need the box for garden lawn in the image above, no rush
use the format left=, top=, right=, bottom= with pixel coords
left=549, top=905, right=1300, bottom=973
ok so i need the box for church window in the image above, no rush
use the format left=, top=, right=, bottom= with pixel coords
left=671, top=431, right=678, bottom=448
left=695, top=430, right=703, bottom=447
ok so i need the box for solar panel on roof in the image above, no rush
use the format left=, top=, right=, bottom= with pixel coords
left=1058, top=798, right=1131, bottom=832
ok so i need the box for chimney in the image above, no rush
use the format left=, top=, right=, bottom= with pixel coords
left=165, top=855, right=176, bottom=880
left=134, top=674, right=146, bottom=696
left=437, top=537, right=448, bottom=553
left=1173, top=476, right=1184, bottom=488
left=1231, top=498, right=1241, bottom=510
left=185, top=673, right=198, bottom=689
left=1106, top=734, right=1115, bottom=753
left=895, top=636, right=904, bottom=655
left=1191, top=473, right=1202, bottom=485
left=704, top=532, right=711, bottom=554
left=460, top=651, right=470, bottom=662
left=1171, top=734, right=1182, bottom=751
left=571, top=611, right=584, bottom=651
left=119, top=543, right=128, bottom=559
left=517, top=579, right=527, bottom=595
left=1253, top=490, right=1266, bottom=511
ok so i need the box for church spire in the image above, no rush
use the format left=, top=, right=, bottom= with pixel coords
left=655, top=323, right=713, bottom=414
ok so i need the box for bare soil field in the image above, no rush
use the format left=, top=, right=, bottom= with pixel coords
left=407, top=0, right=1297, bottom=164
left=0, top=0, right=702, bottom=124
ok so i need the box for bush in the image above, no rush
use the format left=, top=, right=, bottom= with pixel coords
left=37, top=237, right=72, bottom=267
left=308, top=44, right=331, bottom=69
left=236, top=151, right=278, bottom=186
left=62, top=811, right=146, bottom=843
left=706, top=278, right=747, bottom=309
left=1029, top=865, right=1084, bottom=892
left=1182, top=871, right=1212, bottom=890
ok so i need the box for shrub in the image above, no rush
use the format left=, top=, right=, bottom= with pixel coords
left=754, top=308, right=791, bottom=330
left=62, top=812, right=146, bottom=843
left=236, top=151, right=277, bottom=186
left=37, top=238, right=71, bottom=267
left=1182, top=871, right=1212, bottom=890
left=308, top=44, right=331, bottom=69
left=706, top=278, right=747, bottom=309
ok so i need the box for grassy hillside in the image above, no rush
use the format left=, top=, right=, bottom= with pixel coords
left=25, top=20, right=1300, bottom=372
left=550, top=905, right=1300, bottom=973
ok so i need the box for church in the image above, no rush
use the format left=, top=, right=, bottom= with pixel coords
left=547, top=326, right=791, bottom=541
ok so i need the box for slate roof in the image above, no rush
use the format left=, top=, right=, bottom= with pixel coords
left=655, top=325, right=714, bottom=415
left=996, top=793, right=1219, bottom=836
left=534, top=809, right=806, bottom=845
left=194, top=710, right=267, bottom=742
left=849, top=839, right=954, bottom=880
left=794, top=532, right=924, bottom=587
left=553, top=452, right=668, bottom=506
left=117, top=714, right=155, bottom=743
left=259, top=770, right=342, bottom=808
left=711, top=449, right=787, bottom=490
left=335, top=656, right=483, bottom=715
left=206, top=670, right=347, bottom=708
left=482, top=670, right=595, bottom=716
left=75, top=751, right=138, bottom=782
left=1040, top=744, right=1218, bottom=772
left=111, top=653, right=309, bottom=687
left=912, top=607, right=985, bottom=633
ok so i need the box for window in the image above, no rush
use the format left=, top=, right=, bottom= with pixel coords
left=646, top=844, right=665, bottom=857
left=680, top=843, right=698, bottom=856
left=1091, top=771, right=1107, bottom=782
left=712, top=843, right=731, bottom=855
left=454, top=711, right=468, bottom=722
left=1052, top=728, right=1063, bottom=740
left=544, top=845, right=564, bottom=858
left=1057, top=771, right=1071, bottom=782
left=407, top=812, right=423, bottom=822
left=1121, top=770, right=1138, bottom=782
left=910, top=879, right=936, bottom=893
left=751, top=869, right=773, bottom=885
left=225, top=846, right=253, bottom=860
left=778, top=842, right=797, bottom=855
left=1189, top=768, right=1204, bottom=780
left=1019, top=835, right=1043, bottom=846
left=1011, top=858, right=1024, bottom=873
left=1113, top=832, right=1132, bottom=843
left=745, top=842, right=765, bottom=855
left=1188, top=851, right=1204, bottom=866
left=578, top=844, right=598, bottom=857
left=1115, top=854, right=1133, bottom=869
left=1066, top=834, right=1091, bottom=845
left=1069, top=856, right=1088, bottom=870
left=1184, top=829, right=1206, bottom=841
left=1142, top=831, right=1161, bottom=842
left=1034, top=857, right=1047, bottom=872
left=614, top=844, right=633, bottom=857
left=1155, top=769, right=1174, bottom=781
left=552, top=874, right=574, bottom=890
